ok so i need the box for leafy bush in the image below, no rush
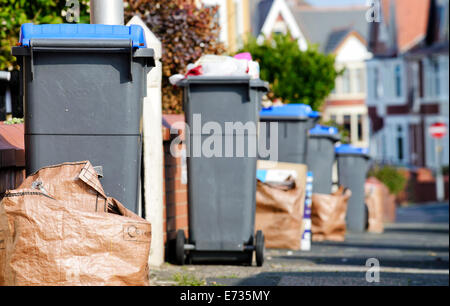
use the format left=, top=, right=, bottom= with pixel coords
left=3, top=117, right=24, bottom=125
left=368, top=165, right=408, bottom=196
left=320, top=119, right=350, bottom=144
left=238, top=34, right=340, bottom=111
left=125, top=0, right=225, bottom=114
left=0, top=0, right=90, bottom=71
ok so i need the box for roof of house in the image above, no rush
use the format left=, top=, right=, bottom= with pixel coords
left=394, top=0, right=431, bottom=52
left=371, top=0, right=431, bottom=55
left=253, top=0, right=275, bottom=36
left=251, top=0, right=308, bottom=50
left=293, top=6, right=369, bottom=53
left=0, top=123, right=25, bottom=168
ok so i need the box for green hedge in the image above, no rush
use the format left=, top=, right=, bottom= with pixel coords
left=368, top=165, right=408, bottom=196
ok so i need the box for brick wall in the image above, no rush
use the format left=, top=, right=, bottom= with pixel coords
left=162, top=114, right=189, bottom=260
left=163, top=141, right=189, bottom=243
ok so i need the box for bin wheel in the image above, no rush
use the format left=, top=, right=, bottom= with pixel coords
left=255, top=230, right=265, bottom=267
left=175, top=230, right=185, bottom=266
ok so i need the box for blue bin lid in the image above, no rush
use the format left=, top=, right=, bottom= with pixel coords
left=335, top=144, right=369, bottom=156
left=308, top=110, right=321, bottom=119
left=260, top=104, right=314, bottom=120
left=19, top=23, right=146, bottom=48
left=310, top=124, right=339, bottom=136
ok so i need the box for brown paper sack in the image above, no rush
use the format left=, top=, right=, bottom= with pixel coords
left=365, top=180, right=385, bottom=233
left=0, top=161, right=151, bottom=286
left=311, top=187, right=352, bottom=242
left=255, top=179, right=305, bottom=250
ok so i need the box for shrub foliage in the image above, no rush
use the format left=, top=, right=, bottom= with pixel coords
left=239, top=34, right=340, bottom=111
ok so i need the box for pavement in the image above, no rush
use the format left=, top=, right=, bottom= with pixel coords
left=150, top=202, right=449, bottom=286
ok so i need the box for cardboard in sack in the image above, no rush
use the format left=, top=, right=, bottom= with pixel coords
left=0, top=161, right=151, bottom=286
left=365, top=178, right=387, bottom=233
left=255, top=161, right=307, bottom=250
left=311, top=187, right=352, bottom=242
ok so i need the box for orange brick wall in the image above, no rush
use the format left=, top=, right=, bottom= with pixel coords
left=163, top=140, right=189, bottom=246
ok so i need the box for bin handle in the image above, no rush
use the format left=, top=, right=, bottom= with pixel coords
left=28, top=38, right=135, bottom=82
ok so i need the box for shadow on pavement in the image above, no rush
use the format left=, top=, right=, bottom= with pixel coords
left=208, top=271, right=449, bottom=286
left=383, top=227, right=449, bottom=235
left=277, top=255, right=449, bottom=270
left=310, top=241, right=449, bottom=254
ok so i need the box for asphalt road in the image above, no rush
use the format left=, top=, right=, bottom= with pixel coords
left=151, top=202, right=449, bottom=286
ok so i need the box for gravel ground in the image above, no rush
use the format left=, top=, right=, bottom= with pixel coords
left=150, top=202, right=449, bottom=286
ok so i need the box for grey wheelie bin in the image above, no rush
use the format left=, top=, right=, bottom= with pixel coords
left=177, top=76, right=268, bottom=266
left=306, top=125, right=341, bottom=194
left=12, top=23, right=155, bottom=213
left=335, top=144, right=371, bottom=233
left=259, top=104, right=320, bottom=164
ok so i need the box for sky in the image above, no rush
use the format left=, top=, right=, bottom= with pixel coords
left=306, top=0, right=367, bottom=6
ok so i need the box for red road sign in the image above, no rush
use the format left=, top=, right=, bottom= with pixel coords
left=429, top=122, right=447, bottom=139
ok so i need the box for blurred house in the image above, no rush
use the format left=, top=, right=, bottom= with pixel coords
left=367, top=0, right=449, bottom=169
left=251, top=0, right=308, bottom=50
left=200, top=0, right=252, bottom=53
left=293, top=5, right=372, bottom=147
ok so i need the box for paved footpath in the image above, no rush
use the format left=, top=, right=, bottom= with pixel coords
left=151, top=202, right=449, bottom=286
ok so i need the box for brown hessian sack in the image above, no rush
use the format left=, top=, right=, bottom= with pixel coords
left=311, top=187, right=352, bottom=242
left=255, top=179, right=305, bottom=250
left=365, top=179, right=386, bottom=233
left=0, top=161, right=151, bottom=286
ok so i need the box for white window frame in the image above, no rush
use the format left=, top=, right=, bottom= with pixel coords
left=202, top=0, right=228, bottom=47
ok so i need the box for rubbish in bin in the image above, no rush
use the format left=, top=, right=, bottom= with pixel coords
left=256, top=161, right=307, bottom=250
left=12, top=23, right=155, bottom=214
left=0, top=161, right=151, bottom=286
left=256, top=169, right=298, bottom=185
left=311, top=187, right=352, bottom=242
left=170, top=54, right=261, bottom=86
left=365, top=178, right=388, bottom=233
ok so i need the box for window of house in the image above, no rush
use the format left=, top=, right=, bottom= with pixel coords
left=397, top=125, right=404, bottom=162
left=357, top=115, right=363, bottom=142
left=425, top=58, right=441, bottom=98
left=342, top=69, right=351, bottom=94
left=395, top=64, right=402, bottom=98
left=433, top=59, right=441, bottom=97
left=233, top=0, right=244, bottom=49
left=374, top=67, right=383, bottom=99
left=355, top=68, right=366, bottom=94
left=343, top=115, right=352, bottom=140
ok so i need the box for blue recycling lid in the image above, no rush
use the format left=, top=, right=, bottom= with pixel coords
left=335, top=144, right=369, bottom=156
left=260, top=104, right=313, bottom=120
left=310, top=124, right=339, bottom=136
left=308, top=110, right=321, bottom=119
left=19, top=23, right=146, bottom=48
